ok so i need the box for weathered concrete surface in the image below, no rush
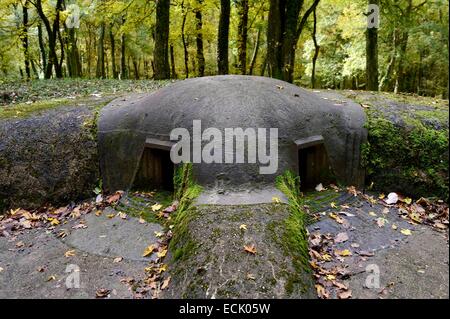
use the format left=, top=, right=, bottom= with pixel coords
left=0, top=98, right=110, bottom=212
left=196, top=186, right=288, bottom=205
left=0, top=228, right=148, bottom=299
left=308, top=194, right=449, bottom=299
left=60, top=207, right=164, bottom=262
left=99, top=75, right=367, bottom=193
left=163, top=203, right=316, bottom=299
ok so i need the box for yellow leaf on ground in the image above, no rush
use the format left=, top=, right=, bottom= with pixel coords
left=239, top=224, right=247, bottom=230
left=142, top=245, right=156, bottom=257
left=157, top=249, right=167, bottom=258
left=401, top=229, right=412, bottom=236
left=369, top=211, right=377, bottom=217
left=335, top=249, right=352, bottom=257
left=151, top=204, right=162, bottom=212
left=64, top=250, right=75, bottom=257
left=392, top=224, right=398, bottom=230
left=272, top=197, right=281, bottom=203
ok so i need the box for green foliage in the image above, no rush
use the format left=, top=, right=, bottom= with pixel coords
left=363, top=110, right=449, bottom=200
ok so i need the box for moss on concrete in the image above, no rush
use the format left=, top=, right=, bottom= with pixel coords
left=362, top=108, right=449, bottom=200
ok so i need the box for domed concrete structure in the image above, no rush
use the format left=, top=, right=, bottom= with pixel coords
left=98, top=75, right=367, bottom=194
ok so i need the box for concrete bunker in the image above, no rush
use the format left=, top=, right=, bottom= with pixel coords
left=132, top=138, right=175, bottom=191
left=98, top=75, right=367, bottom=194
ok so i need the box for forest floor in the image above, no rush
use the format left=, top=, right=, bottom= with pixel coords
left=0, top=187, right=448, bottom=299
left=0, top=79, right=448, bottom=299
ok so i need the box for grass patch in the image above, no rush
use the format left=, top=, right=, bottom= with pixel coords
left=276, top=170, right=312, bottom=294
left=169, top=163, right=202, bottom=262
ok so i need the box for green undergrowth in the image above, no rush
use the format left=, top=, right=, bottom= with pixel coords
left=169, top=163, right=202, bottom=262
left=362, top=108, right=449, bottom=200
left=276, top=171, right=312, bottom=293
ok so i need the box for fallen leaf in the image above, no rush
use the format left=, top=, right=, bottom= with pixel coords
left=151, top=204, right=162, bottom=212
left=113, top=257, right=123, bottom=263
left=315, top=284, right=329, bottom=299
left=157, top=249, right=167, bottom=258
left=351, top=243, right=360, bottom=248
left=117, top=212, right=127, bottom=220
left=334, top=232, right=349, bottom=243
left=400, top=229, right=412, bottom=236
left=403, top=197, right=412, bottom=205
left=95, top=288, right=110, bottom=298
left=376, top=217, right=388, bottom=227
left=72, top=223, right=87, bottom=229
left=335, top=249, right=352, bottom=257
left=95, top=210, right=102, bottom=216
left=321, top=254, right=332, bottom=261
left=369, top=211, right=377, bottom=217
left=161, top=276, right=171, bottom=290
left=329, top=213, right=345, bottom=224
left=239, top=224, right=247, bottom=230
left=15, top=241, right=24, bottom=248
left=244, top=244, right=257, bottom=255
left=106, top=192, right=121, bottom=204
left=46, top=275, right=56, bottom=282
left=326, top=274, right=336, bottom=281
left=0, top=267, right=3, bottom=273
left=157, top=264, right=168, bottom=273
left=138, top=217, right=146, bottom=224
left=106, top=214, right=115, bottom=219
left=20, top=219, right=32, bottom=229
left=392, top=224, right=398, bottom=230
left=142, top=245, right=156, bottom=257
left=272, top=197, right=281, bottom=203
left=330, top=202, right=337, bottom=208
left=315, top=183, right=324, bottom=192
left=434, top=222, right=447, bottom=230
left=154, top=231, right=164, bottom=238
left=333, top=281, right=348, bottom=290
left=338, top=290, right=352, bottom=299
left=64, top=250, right=76, bottom=258
left=247, top=273, right=256, bottom=280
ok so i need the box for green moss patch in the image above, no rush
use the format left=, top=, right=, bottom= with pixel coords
left=362, top=109, right=449, bottom=200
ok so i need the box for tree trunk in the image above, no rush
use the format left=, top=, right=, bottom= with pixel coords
left=394, top=32, right=409, bottom=93
left=170, top=44, right=177, bottom=79
left=379, top=30, right=396, bottom=91
left=267, top=0, right=320, bottom=82
left=181, top=2, right=189, bottom=78
left=21, top=1, right=30, bottom=80
left=217, top=0, right=230, bottom=75
left=249, top=28, right=261, bottom=75
left=132, top=55, right=139, bottom=80
left=65, top=27, right=82, bottom=78
left=96, top=23, right=106, bottom=78
left=154, top=0, right=171, bottom=80
left=37, top=22, right=46, bottom=74
left=366, top=0, right=379, bottom=91
left=311, top=7, right=320, bottom=89
left=236, top=0, right=249, bottom=75
left=110, top=26, right=117, bottom=79
left=34, top=0, right=64, bottom=78
left=195, top=0, right=205, bottom=77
